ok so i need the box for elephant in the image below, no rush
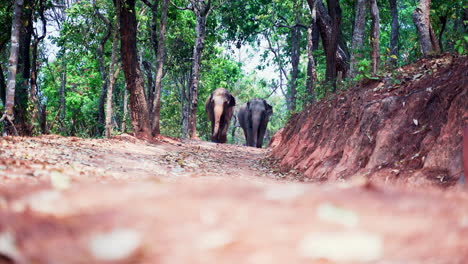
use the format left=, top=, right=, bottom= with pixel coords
left=237, top=98, right=273, bottom=148
left=205, top=88, right=236, bottom=143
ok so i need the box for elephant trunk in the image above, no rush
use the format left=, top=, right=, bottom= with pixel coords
left=212, top=103, right=224, bottom=142
left=250, top=113, right=262, bottom=147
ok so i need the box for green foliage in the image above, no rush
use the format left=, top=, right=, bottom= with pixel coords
left=2, top=0, right=466, bottom=139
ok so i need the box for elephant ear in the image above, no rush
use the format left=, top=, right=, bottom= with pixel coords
left=228, top=94, right=236, bottom=107
left=265, top=102, right=273, bottom=117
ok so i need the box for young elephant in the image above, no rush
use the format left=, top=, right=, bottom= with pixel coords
left=205, top=88, right=236, bottom=143
left=237, top=98, right=273, bottom=148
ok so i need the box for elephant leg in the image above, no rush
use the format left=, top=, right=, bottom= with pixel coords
left=242, top=128, right=248, bottom=146
left=256, top=119, right=268, bottom=148
left=219, top=120, right=228, bottom=143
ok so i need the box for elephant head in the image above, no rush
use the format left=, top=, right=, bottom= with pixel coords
left=205, top=88, right=236, bottom=143
left=238, top=98, right=273, bottom=148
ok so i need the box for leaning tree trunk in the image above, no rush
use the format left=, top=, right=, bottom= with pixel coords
left=369, top=0, right=380, bottom=74
left=105, top=30, right=120, bottom=138
left=349, top=0, right=366, bottom=77
left=187, top=14, right=208, bottom=139
left=389, top=0, right=399, bottom=66
left=151, top=0, right=169, bottom=136
left=412, top=0, right=440, bottom=56
left=1, top=0, right=23, bottom=136
left=117, top=0, right=151, bottom=139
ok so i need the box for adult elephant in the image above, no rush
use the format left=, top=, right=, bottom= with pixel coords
left=238, top=98, right=273, bottom=148
left=205, top=88, right=236, bottom=143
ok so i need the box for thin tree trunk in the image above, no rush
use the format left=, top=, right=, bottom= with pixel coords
left=289, top=0, right=301, bottom=112
left=389, top=0, right=399, bottom=66
left=0, top=64, right=5, bottom=105
left=151, top=0, right=169, bottom=136
left=180, top=74, right=189, bottom=138
left=59, top=59, right=67, bottom=135
left=30, top=0, right=46, bottom=134
left=369, top=0, right=380, bottom=74
left=145, top=0, right=158, bottom=118
left=438, top=14, right=447, bottom=52
left=306, top=0, right=317, bottom=101
left=290, top=26, right=299, bottom=112
left=349, top=0, right=366, bottom=77
left=121, top=88, right=128, bottom=133
left=187, top=12, right=208, bottom=139
left=306, top=21, right=317, bottom=102
left=142, top=61, right=154, bottom=115
left=1, top=0, right=23, bottom=136
left=105, top=30, right=120, bottom=138
left=412, top=0, right=440, bottom=56
left=117, top=0, right=151, bottom=139
left=94, top=0, right=112, bottom=136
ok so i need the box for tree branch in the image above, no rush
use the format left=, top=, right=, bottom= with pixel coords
left=264, top=30, right=289, bottom=82
left=141, top=0, right=153, bottom=8
left=170, top=0, right=192, bottom=10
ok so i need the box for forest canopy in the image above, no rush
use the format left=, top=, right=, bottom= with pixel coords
left=0, top=0, right=466, bottom=141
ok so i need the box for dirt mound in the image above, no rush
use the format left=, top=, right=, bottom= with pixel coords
left=270, top=54, right=468, bottom=187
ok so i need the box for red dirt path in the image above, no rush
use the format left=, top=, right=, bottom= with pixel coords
left=0, top=135, right=467, bottom=263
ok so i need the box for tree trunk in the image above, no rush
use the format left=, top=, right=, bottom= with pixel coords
left=117, top=0, right=151, bottom=139
left=105, top=30, right=120, bottom=138
left=59, top=59, right=67, bottom=135
left=289, top=0, right=301, bottom=112
left=412, top=0, right=440, bottom=56
left=306, top=21, right=317, bottom=102
left=121, top=88, right=128, bottom=133
left=145, top=0, right=158, bottom=118
left=30, top=37, right=45, bottom=134
left=325, top=0, right=339, bottom=90
left=151, top=0, right=169, bottom=136
left=438, top=14, right=447, bottom=52
left=389, top=0, right=399, bottom=66
left=14, top=0, right=34, bottom=136
left=307, top=0, right=348, bottom=86
left=180, top=73, right=189, bottom=138
left=349, top=0, right=366, bottom=77
left=369, top=0, right=380, bottom=74
left=187, top=12, right=208, bottom=139
left=0, top=64, right=5, bottom=106
left=30, top=0, right=47, bottom=135
left=142, top=60, right=154, bottom=115
left=290, top=27, right=300, bottom=112
left=1, top=0, right=23, bottom=136
left=94, top=0, right=112, bottom=136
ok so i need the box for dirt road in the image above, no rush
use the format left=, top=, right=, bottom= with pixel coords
left=0, top=135, right=467, bottom=263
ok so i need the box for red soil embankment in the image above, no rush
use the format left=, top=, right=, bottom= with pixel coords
left=270, top=54, right=468, bottom=186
